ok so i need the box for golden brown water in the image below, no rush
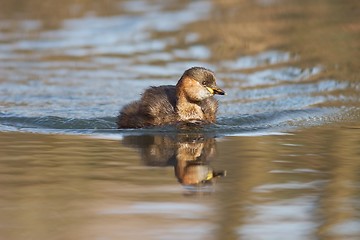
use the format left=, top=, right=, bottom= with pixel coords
left=1, top=125, right=360, bottom=240
left=0, top=0, right=359, bottom=239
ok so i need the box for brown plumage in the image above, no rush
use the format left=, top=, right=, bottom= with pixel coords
left=117, top=67, right=225, bottom=129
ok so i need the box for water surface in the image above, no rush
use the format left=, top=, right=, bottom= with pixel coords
left=0, top=0, right=359, bottom=239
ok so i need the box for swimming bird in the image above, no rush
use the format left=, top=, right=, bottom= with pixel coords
left=117, top=67, right=225, bottom=128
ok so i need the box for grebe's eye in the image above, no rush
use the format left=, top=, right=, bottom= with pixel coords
left=202, top=81, right=207, bottom=85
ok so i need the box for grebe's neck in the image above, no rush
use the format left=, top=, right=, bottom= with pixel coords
left=176, top=88, right=204, bottom=122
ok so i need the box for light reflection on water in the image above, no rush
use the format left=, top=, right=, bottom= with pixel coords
left=0, top=0, right=360, bottom=240
left=1, top=126, right=360, bottom=240
left=0, top=1, right=358, bottom=127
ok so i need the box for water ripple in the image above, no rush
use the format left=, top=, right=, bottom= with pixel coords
left=0, top=1, right=358, bottom=136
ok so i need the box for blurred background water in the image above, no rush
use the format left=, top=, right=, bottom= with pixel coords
left=0, top=0, right=359, bottom=240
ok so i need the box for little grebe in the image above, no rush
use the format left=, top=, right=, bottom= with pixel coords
left=117, top=67, right=225, bottom=128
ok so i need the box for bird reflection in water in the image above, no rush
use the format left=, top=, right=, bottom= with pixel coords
left=122, top=133, right=226, bottom=194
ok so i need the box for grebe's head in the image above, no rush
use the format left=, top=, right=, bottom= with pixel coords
left=176, top=67, right=225, bottom=102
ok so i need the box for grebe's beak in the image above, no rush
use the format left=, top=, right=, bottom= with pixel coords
left=206, top=86, right=226, bottom=95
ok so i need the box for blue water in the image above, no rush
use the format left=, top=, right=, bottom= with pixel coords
left=1, top=1, right=358, bottom=138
